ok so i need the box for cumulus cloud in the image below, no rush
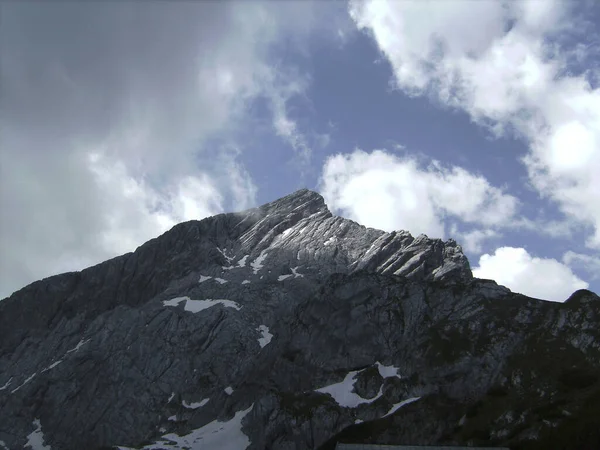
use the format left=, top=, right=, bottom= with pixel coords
left=473, top=247, right=589, bottom=301
left=0, top=1, right=331, bottom=298
left=349, top=0, right=600, bottom=248
left=562, top=251, right=600, bottom=280
left=449, top=226, right=500, bottom=254
left=319, top=148, right=519, bottom=238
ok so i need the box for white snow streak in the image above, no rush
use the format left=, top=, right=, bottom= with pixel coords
left=66, top=338, right=91, bottom=354
left=315, top=371, right=383, bottom=408
left=323, top=236, right=337, bottom=246
left=281, top=228, right=293, bottom=238
left=41, top=360, right=63, bottom=373
left=214, top=277, right=228, bottom=284
left=163, top=297, right=241, bottom=313
left=198, top=275, right=212, bottom=283
left=257, top=325, right=273, bottom=348
left=139, top=404, right=253, bottom=450
left=237, top=255, right=249, bottom=267
left=11, top=373, right=37, bottom=394
left=182, top=398, right=209, bottom=409
left=25, top=419, right=51, bottom=450
left=168, top=392, right=175, bottom=403
left=291, top=267, right=304, bottom=278
left=277, top=274, right=292, bottom=281
left=0, top=377, right=12, bottom=391
left=242, top=280, right=251, bottom=285
left=167, top=415, right=178, bottom=422
left=216, top=247, right=234, bottom=263
left=383, top=397, right=421, bottom=418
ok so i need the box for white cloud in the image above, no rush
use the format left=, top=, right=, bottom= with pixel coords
left=268, top=70, right=314, bottom=172
left=449, top=225, right=500, bottom=254
left=349, top=0, right=600, bottom=249
left=0, top=2, right=327, bottom=298
left=473, top=247, right=589, bottom=301
left=319, top=148, right=519, bottom=238
left=562, top=251, right=600, bottom=280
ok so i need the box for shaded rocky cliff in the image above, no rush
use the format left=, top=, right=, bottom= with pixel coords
left=0, top=189, right=598, bottom=450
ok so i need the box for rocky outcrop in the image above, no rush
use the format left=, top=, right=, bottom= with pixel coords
left=0, top=189, right=598, bottom=450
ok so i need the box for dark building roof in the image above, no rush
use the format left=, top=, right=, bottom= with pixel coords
left=335, top=445, right=510, bottom=450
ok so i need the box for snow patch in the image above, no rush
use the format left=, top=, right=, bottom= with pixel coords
left=25, top=419, right=51, bottom=450
left=250, top=250, right=268, bottom=274
left=182, top=398, right=209, bottom=409
left=224, top=386, right=234, bottom=395
left=198, top=275, right=212, bottom=283
left=383, top=397, right=421, bottom=418
left=163, top=297, right=241, bottom=313
left=11, top=373, right=37, bottom=394
left=257, top=325, right=273, bottom=348
left=281, top=228, right=293, bottom=238
left=278, top=274, right=292, bottom=281
left=237, top=255, right=249, bottom=267
left=0, top=440, right=9, bottom=450
left=315, top=372, right=383, bottom=408
left=0, top=377, right=12, bottom=391
left=375, top=362, right=402, bottom=379
left=139, top=404, right=253, bottom=450
left=291, top=266, right=304, bottom=278
left=168, top=392, right=175, bottom=403
left=66, top=338, right=91, bottom=354
left=354, top=419, right=363, bottom=424
left=167, top=415, right=178, bottom=422
left=242, top=280, right=251, bottom=285
left=214, top=277, right=228, bottom=284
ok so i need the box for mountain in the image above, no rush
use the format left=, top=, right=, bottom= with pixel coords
left=1, top=189, right=599, bottom=450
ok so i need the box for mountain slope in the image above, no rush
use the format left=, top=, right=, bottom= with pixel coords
left=0, top=189, right=598, bottom=450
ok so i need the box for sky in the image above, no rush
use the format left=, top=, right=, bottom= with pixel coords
left=1, top=0, right=599, bottom=302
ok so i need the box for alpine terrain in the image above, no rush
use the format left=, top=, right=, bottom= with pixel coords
left=1, top=189, right=599, bottom=450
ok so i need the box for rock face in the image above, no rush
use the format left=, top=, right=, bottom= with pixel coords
left=0, top=189, right=599, bottom=450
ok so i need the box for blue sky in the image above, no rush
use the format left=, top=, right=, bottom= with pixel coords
left=1, top=0, right=599, bottom=301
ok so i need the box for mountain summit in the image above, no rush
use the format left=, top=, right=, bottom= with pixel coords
left=1, top=189, right=599, bottom=450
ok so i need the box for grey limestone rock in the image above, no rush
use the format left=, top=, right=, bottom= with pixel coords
left=0, top=189, right=598, bottom=450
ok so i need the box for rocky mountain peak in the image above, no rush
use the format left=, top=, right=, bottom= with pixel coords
left=1, top=190, right=597, bottom=450
left=255, top=188, right=329, bottom=216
